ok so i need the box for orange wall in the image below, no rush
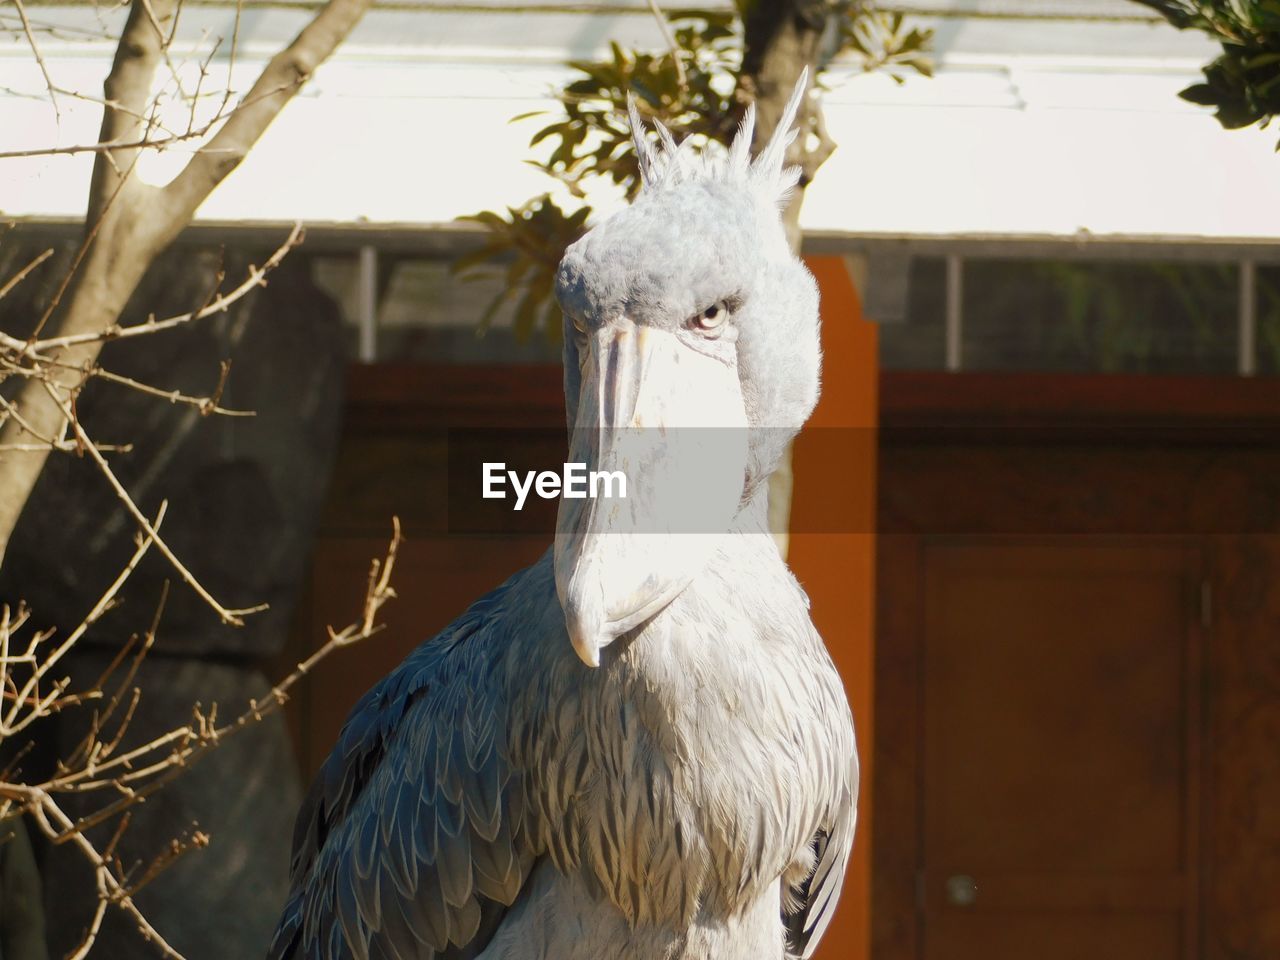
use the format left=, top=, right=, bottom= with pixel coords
left=789, top=255, right=879, bottom=960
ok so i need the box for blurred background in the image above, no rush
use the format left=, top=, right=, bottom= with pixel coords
left=2, top=1, right=1278, bottom=958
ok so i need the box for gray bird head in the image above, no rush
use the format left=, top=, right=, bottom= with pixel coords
left=552, top=73, right=822, bottom=667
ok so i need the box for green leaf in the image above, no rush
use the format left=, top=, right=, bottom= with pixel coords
left=541, top=297, right=564, bottom=344
left=1243, top=50, right=1280, bottom=70
left=530, top=122, right=568, bottom=147
left=456, top=210, right=510, bottom=230
left=505, top=252, right=531, bottom=288
left=513, top=285, right=542, bottom=340
left=476, top=284, right=518, bottom=335
left=450, top=242, right=511, bottom=275
left=1218, top=104, right=1261, bottom=127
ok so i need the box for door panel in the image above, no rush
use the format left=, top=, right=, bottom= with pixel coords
left=921, top=541, right=1201, bottom=960
left=300, top=535, right=549, bottom=779
left=928, top=913, right=1180, bottom=960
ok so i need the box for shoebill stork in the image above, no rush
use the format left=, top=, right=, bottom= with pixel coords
left=269, top=75, right=858, bottom=960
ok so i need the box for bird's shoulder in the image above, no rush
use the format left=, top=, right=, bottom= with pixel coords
left=297, top=549, right=557, bottom=850
left=270, top=549, right=562, bottom=960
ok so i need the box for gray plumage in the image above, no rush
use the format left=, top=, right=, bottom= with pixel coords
left=269, top=72, right=858, bottom=960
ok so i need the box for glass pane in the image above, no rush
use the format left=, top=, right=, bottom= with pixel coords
left=963, top=259, right=1238, bottom=375
left=1256, top=266, right=1280, bottom=377
left=880, top=256, right=947, bottom=370
left=379, top=258, right=561, bottom=364
left=310, top=254, right=361, bottom=359
left=310, top=253, right=562, bottom=364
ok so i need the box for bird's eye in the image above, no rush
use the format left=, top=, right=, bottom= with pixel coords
left=569, top=314, right=589, bottom=367
left=693, top=300, right=731, bottom=333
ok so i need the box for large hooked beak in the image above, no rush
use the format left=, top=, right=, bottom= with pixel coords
left=554, top=319, right=748, bottom=667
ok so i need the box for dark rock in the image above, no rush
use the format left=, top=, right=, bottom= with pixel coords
left=0, top=236, right=345, bottom=957
left=43, top=655, right=300, bottom=960
left=0, top=243, right=345, bottom=657
left=0, top=816, right=48, bottom=960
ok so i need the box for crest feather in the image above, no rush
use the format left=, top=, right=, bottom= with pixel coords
left=752, top=67, right=809, bottom=194
left=628, top=95, right=659, bottom=187
left=653, top=119, right=680, bottom=159
left=624, top=70, right=809, bottom=204
left=728, top=102, right=756, bottom=178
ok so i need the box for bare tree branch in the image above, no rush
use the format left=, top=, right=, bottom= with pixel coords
left=0, top=248, right=53, bottom=302
left=165, top=0, right=373, bottom=222
left=0, top=81, right=298, bottom=162
left=11, top=0, right=61, bottom=125
left=0, top=0, right=371, bottom=566
left=30, top=148, right=143, bottom=340
left=90, top=365, right=253, bottom=418
left=644, top=0, right=687, bottom=93
left=0, top=442, right=133, bottom=453
left=0, top=520, right=402, bottom=959
left=40, top=381, right=266, bottom=626
left=0, top=0, right=380, bottom=953
left=0, top=503, right=164, bottom=737
left=91, top=0, right=173, bottom=217
left=0, top=225, right=301, bottom=359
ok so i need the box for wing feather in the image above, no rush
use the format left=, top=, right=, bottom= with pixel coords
left=786, top=749, right=859, bottom=960
left=267, top=556, right=559, bottom=960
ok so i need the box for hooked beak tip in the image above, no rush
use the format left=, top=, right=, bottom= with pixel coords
left=571, top=633, right=602, bottom=669
left=564, top=603, right=605, bottom=668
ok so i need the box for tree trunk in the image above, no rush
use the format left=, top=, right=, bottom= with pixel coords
left=0, top=0, right=374, bottom=564
left=738, top=0, right=840, bottom=554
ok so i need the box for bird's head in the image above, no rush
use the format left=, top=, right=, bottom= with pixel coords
left=553, top=74, right=822, bottom=667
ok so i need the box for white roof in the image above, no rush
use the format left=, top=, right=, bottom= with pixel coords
left=3, top=1, right=1277, bottom=241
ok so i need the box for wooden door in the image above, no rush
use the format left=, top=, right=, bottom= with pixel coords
left=920, top=540, right=1203, bottom=960
left=297, top=534, right=550, bottom=777
left=276, top=363, right=570, bottom=780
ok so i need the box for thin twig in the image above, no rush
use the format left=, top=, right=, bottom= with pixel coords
left=645, top=0, right=687, bottom=93
left=91, top=367, right=254, bottom=418
left=0, top=248, right=54, bottom=303
left=137, top=0, right=192, bottom=109
left=218, top=0, right=244, bottom=122
left=29, top=796, right=183, bottom=959
left=186, top=33, right=222, bottom=136
left=0, top=81, right=299, bottom=161
left=119, top=825, right=209, bottom=899
left=47, top=518, right=400, bottom=796
left=11, top=0, right=60, bottom=125
left=2, top=225, right=303, bottom=357
left=41, top=382, right=266, bottom=626
left=1, top=503, right=166, bottom=735
left=0, top=394, right=74, bottom=448
left=65, top=885, right=109, bottom=960
left=0, top=519, right=398, bottom=958
left=0, top=441, right=133, bottom=453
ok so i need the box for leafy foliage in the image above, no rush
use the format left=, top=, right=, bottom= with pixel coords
left=1133, top=1, right=1280, bottom=140
left=455, top=4, right=933, bottom=340
left=455, top=195, right=590, bottom=341
left=1254, top=266, right=1280, bottom=370
left=952, top=258, right=1237, bottom=373
left=524, top=11, right=741, bottom=202
left=1034, top=260, right=1233, bottom=372
left=839, top=9, right=934, bottom=83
